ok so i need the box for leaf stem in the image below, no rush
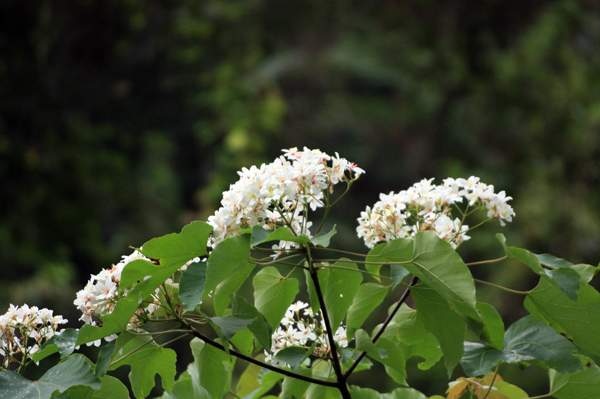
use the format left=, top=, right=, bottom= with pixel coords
left=474, top=278, right=531, bottom=295
left=466, top=256, right=507, bottom=266
left=482, top=365, right=500, bottom=399
left=343, top=277, right=417, bottom=378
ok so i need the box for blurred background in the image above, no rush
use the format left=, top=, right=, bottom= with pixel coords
left=2, top=0, right=600, bottom=396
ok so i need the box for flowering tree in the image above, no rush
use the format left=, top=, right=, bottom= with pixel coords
left=1, top=147, right=599, bottom=399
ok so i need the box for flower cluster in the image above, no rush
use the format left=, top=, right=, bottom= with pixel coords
left=73, top=250, right=160, bottom=334
left=208, top=147, right=365, bottom=247
left=0, top=304, right=67, bottom=368
left=356, top=176, right=515, bottom=248
left=265, top=301, right=348, bottom=366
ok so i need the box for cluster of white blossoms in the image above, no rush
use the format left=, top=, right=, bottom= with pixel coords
left=356, top=176, right=515, bottom=249
left=265, top=301, right=348, bottom=366
left=0, top=304, right=67, bottom=368
left=73, top=250, right=160, bottom=334
left=208, top=147, right=365, bottom=247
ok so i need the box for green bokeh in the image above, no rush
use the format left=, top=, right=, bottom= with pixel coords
left=1, top=0, right=599, bottom=395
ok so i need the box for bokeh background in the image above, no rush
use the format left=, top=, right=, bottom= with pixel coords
left=2, top=0, right=600, bottom=396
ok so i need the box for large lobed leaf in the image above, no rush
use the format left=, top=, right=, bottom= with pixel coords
left=368, top=232, right=479, bottom=320
left=525, top=276, right=600, bottom=363
left=461, top=315, right=581, bottom=376
left=356, top=305, right=442, bottom=384
left=0, top=354, right=99, bottom=399
left=411, top=285, right=465, bottom=375
left=110, top=333, right=177, bottom=399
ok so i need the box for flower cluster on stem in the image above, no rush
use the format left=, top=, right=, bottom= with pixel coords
left=0, top=304, right=67, bottom=369
left=356, top=176, right=515, bottom=248
left=265, top=301, right=348, bottom=366
left=208, top=147, right=364, bottom=247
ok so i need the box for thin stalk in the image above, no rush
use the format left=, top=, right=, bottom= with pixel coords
left=474, top=278, right=531, bottom=295
left=344, top=277, right=417, bottom=378
left=482, top=365, right=500, bottom=399
left=305, top=244, right=352, bottom=399
left=466, top=256, right=507, bottom=266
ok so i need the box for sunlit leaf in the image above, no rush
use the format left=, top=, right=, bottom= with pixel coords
left=205, top=235, right=254, bottom=315
left=318, top=259, right=363, bottom=329
left=253, top=266, right=299, bottom=328
left=110, top=333, right=177, bottom=399
left=346, top=282, right=389, bottom=335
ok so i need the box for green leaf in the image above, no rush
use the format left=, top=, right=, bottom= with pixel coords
left=236, top=367, right=282, bottom=399
left=95, top=340, right=116, bottom=377
left=110, top=333, right=177, bottom=399
left=374, top=232, right=479, bottom=319
left=551, top=366, right=600, bottom=399
left=209, top=316, right=254, bottom=340
left=544, top=268, right=581, bottom=301
left=140, top=220, right=211, bottom=265
left=91, top=376, right=130, bottom=399
left=318, top=259, right=363, bottom=329
left=204, top=235, right=254, bottom=315
left=411, top=285, right=465, bottom=375
left=273, top=346, right=312, bottom=369
left=346, top=283, right=389, bottom=335
left=525, top=276, right=600, bottom=363
left=498, top=235, right=593, bottom=299
left=311, top=225, right=337, bottom=247
left=365, top=238, right=412, bottom=282
left=51, top=375, right=130, bottom=399
left=356, top=305, right=442, bottom=384
left=250, top=226, right=310, bottom=247
left=160, top=372, right=198, bottom=399
left=476, top=302, right=505, bottom=350
left=496, top=234, right=543, bottom=274
left=31, top=328, right=79, bottom=362
left=253, top=266, right=299, bottom=328
left=280, top=376, right=309, bottom=399
left=461, top=315, right=581, bottom=376
left=78, top=222, right=211, bottom=345
left=355, top=329, right=408, bottom=384
left=349, top=386, right=427, bottom=399
left=179, top=260, right=206, bottom=311
left=0, top=354, right=100, bottom=399
left=187, top=338, right=235, bottom=399
left=306, top=360, right=339, bottom=399
left=232, top=296, right=273, bottom=350
left=231, top=328, right=255, bottom=356
left=460, top=342, right=503, bottom=376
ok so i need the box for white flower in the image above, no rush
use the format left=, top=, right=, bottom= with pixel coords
left=73, top=249, right=163, bottom=332
left=0, top=304, right=67, bottom=368
left=208, top=147, right=365, bottom=248
left=265, top=301, right=348, bottom=366
left=357, top=176, right=514, bottom=248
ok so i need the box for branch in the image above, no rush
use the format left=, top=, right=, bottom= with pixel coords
left=305, top=245, right=352, bottom=399
left=344, top=276, right=417, bottom=378
left=186, top=326, right=338, bottom=388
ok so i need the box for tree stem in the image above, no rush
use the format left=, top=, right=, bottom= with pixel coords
left=305, top=245, right=352, bottom=399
